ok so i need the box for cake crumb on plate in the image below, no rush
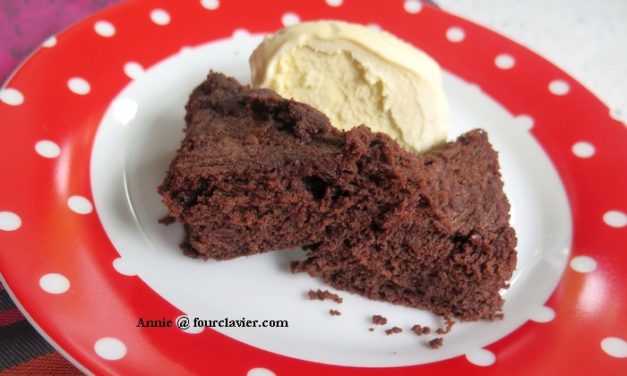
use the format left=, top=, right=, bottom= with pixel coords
left=372, top=315, right=387, bottom=325
left=411, top=324, right=431, bottom=335
left=385, top=327, right=402, bottom=335
left=436, top=315, right=454, bottom=334
left=307, top=289, right=343, bottom=303
left=429, top=337, right=444, bottom=349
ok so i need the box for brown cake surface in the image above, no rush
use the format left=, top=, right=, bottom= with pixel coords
left=159, top=72, right=421, bottom=260
left=160, top=73, right=344, bottom=259
left=158, top=72, right=517, bottom=320
left=291, top=128, right=517, bottom=320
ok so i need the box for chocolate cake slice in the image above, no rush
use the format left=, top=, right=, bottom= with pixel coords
left=159, top=72, right=516, bottom=320
left=291, top=130, right=517, bottom=320
left=159, top=72, right=417, bottom=260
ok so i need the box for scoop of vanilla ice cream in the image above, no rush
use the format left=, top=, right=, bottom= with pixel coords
left=249, top=21, right=448, bottom=153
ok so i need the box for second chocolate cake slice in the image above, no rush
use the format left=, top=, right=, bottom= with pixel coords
left=292, top=130, right=517, bottom=320
left=159, top=72, right=517, bottom=320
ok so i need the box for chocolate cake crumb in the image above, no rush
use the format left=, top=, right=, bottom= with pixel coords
left=307, top=289, right=343, bottom=304
left=368, top=328, right=374, bottom=332
left=436, top=315, right=455, bottom=335
left=429, top=338, right=444, bottom=349
left=411, top=325, right=431, bottom=336
left=329, top=309, right=341, bottom=316
left=372, top=315, right=388, bottom=325
left=158, top=215, right=175, bottom=225
left=385, top=327, right=402, bottom=335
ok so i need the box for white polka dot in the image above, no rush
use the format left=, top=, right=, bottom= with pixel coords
left=368, top=23, right=382, bottom=31
left=67, top=77, right=91, bottom=95
left=282, top=12, right=300, bottom=26
left=326, top=0, right=343, bottom=6
left=0, top=88, right=24, bottom=106
left=548, top=79, right=570, bottom=95
left=111, top=98, right=138, bottom=125
left=94, top=21, right=115, bottom=37
left=0, top=211, right=21, bottom=231
left=446, top=27, right=465, bottom=42
left=94, top=337, right=127, bottom=360
left=514, top=114, right=534, bottom=131
left=570, top=255, right=597, bottom=273
left=232, top=28, right=250, bottom=40
left=601, top=337, right=627, bottom=358
left=571, top=141, right=595, bottom=158
left=112, top=257, right=137, bottom=276
left=42, top=36, right=57, bottom=48
left=200, top=0, right=220, bottom=9
left=68, top=195, right=93, bottom=215
left=35, top=140, right=61, bottom=158
left=495, top=54, right=515, bottom=69
left=247, top=368, right=276, bottom=376
left=39, top=273, right=70, bottom=294
left=603, top=210, right=627, bottom=228
left=150, top=9, right=170, bottom=25
left=404, top=0, right=422, bottom=13
left=176, top=315, right=204, bottom=334
left=529, top=306, right=555, bottom=323
left=123, top=62, right=144, bottom=80
left=465, top=348, right=495, bottom=366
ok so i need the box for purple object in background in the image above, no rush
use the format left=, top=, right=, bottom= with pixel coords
left=1, top=1, right=123, bottom=373
left=0, top=0, right=438, bottom=83
left=0, top=0, right=123, bottom=83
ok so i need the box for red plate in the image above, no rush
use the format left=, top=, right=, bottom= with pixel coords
left=1, top=0, right=626, bottom=375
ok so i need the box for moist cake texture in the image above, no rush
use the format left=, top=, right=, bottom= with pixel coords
left=160, top=72, right=354, bottom=259
left=158, top=72, right=517, bottom=320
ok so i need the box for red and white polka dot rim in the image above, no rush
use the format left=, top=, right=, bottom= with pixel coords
left=1, top=0, right=626, bottom=375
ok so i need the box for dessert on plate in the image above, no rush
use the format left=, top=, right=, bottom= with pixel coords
left=158, top=72, right=516, bottom=320
left=159, top=20, right=516, bottom=322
